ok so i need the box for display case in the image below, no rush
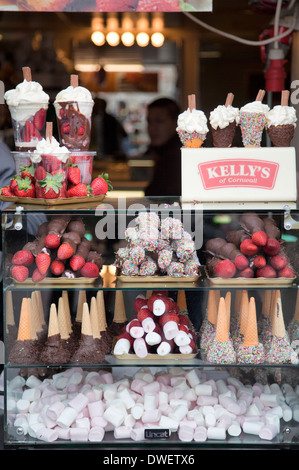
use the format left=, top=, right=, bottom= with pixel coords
left=2, top=197, right=299, bottom=449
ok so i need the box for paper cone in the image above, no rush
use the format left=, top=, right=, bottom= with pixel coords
left=207, top=290, right=218, bottom=325
left=225, top=291, right=231, bottom=330
left=96, top=291, right=107, bottom=330
left=90, top=297, right=101, bottom=339
left=272, top=297, right=286, bottom=338
left=48, top=304, right=60, bottom=338
left=81, top=302, right=93, bottom=337
left=27, top=298, right=38, bottom=340
left=239, top=290, right=249, bottom=335
left=113, top=291, right=127, bottom=323
left=58, top=297, right=70, bottom=340
left=62, top=291, right=72, bottom=333
left=242, top=297, right=259, bottom=347
left=6, top=291, right=15, bottom=327
left=177, top=290, right=188, bottom=312
left=294, top=290, right=299, bottom=322
left=76, top=290, right=87, bottom=322
left=262, top=290, right=272, bottom=317
left=17, top=298, right=31, bottom=341
left=215, top=297, right=229, bottom=342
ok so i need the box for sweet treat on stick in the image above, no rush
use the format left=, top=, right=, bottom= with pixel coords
left=113, top=331, right=134, bottom=355
left=4, top=67, right=49, bottom=150
left=69, top=237, right=91, bottom=271
left=267, top=90, right=297, bottom=146
left=205, top=237, right=249, bottom=270
left=209, top=93, right=239, bottom=147
left=226, top=229, right=250, bottom=247
left=40, top=303, right=71, bottom=364
left=54, top=75, right=94, bottom=150
left=176, top=94, right=209, bottom=148
left=206, top=297, right=236, bottom=364
left=263, top=217, right=281, bottom=240
left=239, top=90, right=269, bottom=147
left=236, top=297, right=265, bottom=364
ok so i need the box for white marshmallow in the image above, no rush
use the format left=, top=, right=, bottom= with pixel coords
left=193, top=425, right=207, bottom=442
left=207, top=427, right=226, bottom=440
left=131, top=403, right=144, bottom=420
left=25, top=375, right=42, bottom=388
left=242, top=420, right=264, bottom=435
left=68, top=393, right=89, bottom=412
left=69, top=427, right=89, bottom=441
left=114, top=425, right=132, bottom=439
left=36, top=427, right=59, bottom=442
left=56, top=406, right=78, bottom=429
left=195, top=384, right=213, bottom=396
left=228, top=421, right=242, bottom=437
left=259, top=424, right=278, bottom=441
left=46, top=401, right=65, bottom=421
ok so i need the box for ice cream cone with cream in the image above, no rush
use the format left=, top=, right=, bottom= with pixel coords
left=210, top=93, right=239, bottom=147
left=239, top=90, right=269, bottom=147
left=176, top=94, right=208, bottom=148
left=267, top=90, right=297, bottom=146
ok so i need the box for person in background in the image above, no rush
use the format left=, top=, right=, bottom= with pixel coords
left=144, top=97, right=181, bottom=197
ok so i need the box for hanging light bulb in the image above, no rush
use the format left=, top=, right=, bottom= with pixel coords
left=121, top=12, right=135, bottom=47
left=121, top=31, right=135, bottom=47
left=136, top=32, right=150, bottom=47
left=151, top=32, right=165, bottom=47
left=106, top=31, right=120, bottom=46
left=91, top=31, right=105, bottom=46
left=136, top=13, right=149, bottom=47
left=106, top=13, right=120, bottom=47
left=91, top=14, right=105, bottom=46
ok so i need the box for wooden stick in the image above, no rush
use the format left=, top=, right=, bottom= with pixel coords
left=188, top=94, right=196, bottom=111
left=281, top=90, right=290, bottom=106
left=255, top=89, right=265, bottom=102
left=46, top=122, right=53, bottom=141
left=225, top=92, right=234, bottom=107
left=22, top=66, right=32, bottom=82
left=70, top=74, right=79, bottom=87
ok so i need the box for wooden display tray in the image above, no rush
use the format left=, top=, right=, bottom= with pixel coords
left=14, top=277, right=98, bottom=286
left=0, top=194, right=105, bottom=206
left=207, top=275, right=296, bottom=286
left=117, top=274, right=200, bottom=284
left=113, top=350, right=198, bottom=361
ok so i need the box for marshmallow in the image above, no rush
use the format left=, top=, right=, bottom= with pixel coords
left=193, top=425, right=207, bottom=442
left=46, top=401, right=65, bottom=421
left=259, top=424, right=278, bottom=441
left=114, top=425, right=132, bottom=439
left=104, top=404, right=126, bottom=427
left=36, top=427, right=59, bottom=442
left=56, top=406, right=78, bottom=429
left=228, top=421, right=242, bottom=437
left=131, top=403, right=144, bottom=420
left=185, top=369, right=200, bottom=388
left=26, top=376, right=42, bottom=389
left=70, top=427, right=89, bottom=441
left=207, top=427, right=226, bottom=440
left=195, top=384, right=213, bottom=396
left=142, top=409, right=161, bottom=424
left=242, top=420, right=264, bottom=435
left=178, top=424, right=194, bottom=442
left=87, top=400, right=104, bottom=419
left=68, top=393, right=89, bottom=412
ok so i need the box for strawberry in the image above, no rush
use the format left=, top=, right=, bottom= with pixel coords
left=214, top=259, right=236, bottom=278
left=67, top=165, right=81, bottom=185
left=69, top=254, right=85, bottom=271
left=35, top=252, right=51, bottom=274
left=80, top=262, right=99, bottom=278
left=11, top=265, right=29, bottom=282
left=71, top=153, right=93, bottom=175
left=66, top=183, right=89, bottom=198
left=61, top=122, right=70, bottom=134
left=14, top=176, right=35, bottom=198
left=278, top=266, right=294, bottom=278
left=57, top=242, right=74, bottom=260
left=263, top=238, right=281, bottom=256
left=251, top=230, right=268, bottom=247
left=238, top=267, right=254, bottom=278
left=32, top=268, right=46, bottom=283
left=50, top=259, right=65, bottom=276
left=1, top=186, right=14, bottom=197
left=34, top=165, right=47, bottom=181
left=45, top=233, right=60, bottom=249
left=253, top=255, right=267, bottom=269
left=270, top=254, right=288, bottom=271
left=41, top=154, right=61, bottom=173
left=240, top=238, right=259, bottom=256
left=12, top=250, right=34, bottom=266
left=10, top=175, right=22, bottom=194
left=256, top=265, right=277, bottom=278
left=90, top=173, right=113, bottom=196
left=20, top=163, right=35, bottom=182
left=78, top=125, right=85, bottom=137
left=33, top=108, right=47, bottom=131
left=234, top=254, right=248, bottom=270
left=37, top=172, right=64, bottom=199
left=23, top=120, right=41, bottom=142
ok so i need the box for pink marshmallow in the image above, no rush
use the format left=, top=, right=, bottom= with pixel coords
left=178, top=424, right=194, bottom=442
left=35, top=427, right=59, bottom=442
left=131, top=378, right=147, bottom=394
left=194, top=425, right=207, bottom=442
left=68, top=393, right=89, bottom=413
left=54, top=426, right=70, bottom=440
left=88, top=400, right=104, bottom=419
left=89, top=426, right=105, bottom=442
left=69, top=427, right=89, bottom=441
left=91, top=416, right=108, bottom=428
left=197, top=396, right=218, bottom=406
left=46, top=401, right=65, bottom=421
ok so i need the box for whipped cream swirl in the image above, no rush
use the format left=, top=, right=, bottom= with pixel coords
left=177, top=108, right=208, bottom=134
left=267, top=105, right=297, bottom=127
left=32, top=136, right=70, bottom=163
left=209, top=104, right=240, bottom=130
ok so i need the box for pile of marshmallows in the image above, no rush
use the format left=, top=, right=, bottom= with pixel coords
left=8, top=366, right=299, bottom=443
left=113, top=292, right=196, bottom=358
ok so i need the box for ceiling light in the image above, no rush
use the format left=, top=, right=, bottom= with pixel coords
left=91, top=31, right=105, bottom=46
left=75, top=63, right=101, bottom=72
left=152, top=12, right=164, bottom=32
left=106, top=31, right=120, bottom=47
left=103, top=64, right=144, bottom=72
left=121, top=31, right=135, bottom=47
left=151, top=32, right=165, bottom=47
left=136, top=32, right=150, bottom=47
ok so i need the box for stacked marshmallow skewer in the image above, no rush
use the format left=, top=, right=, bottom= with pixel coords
left=113, top=291, right=196, bottom=358
left=8, top=366, right=299, bottom=443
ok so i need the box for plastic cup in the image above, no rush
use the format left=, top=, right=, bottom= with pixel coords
left=54, top=101, right=94, bottom=151
left=32, top=153, right=70, bottom=198
left=11, top=151, right=33, bottom=175
left=8, top=103, right=48, bottom=151
left=68, top=151, right=96, bottom=185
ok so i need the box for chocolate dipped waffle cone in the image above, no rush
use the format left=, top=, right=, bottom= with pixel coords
left=211, top=121, right=236, bottom=148
left=177, top=290, right=188, bottom=312
left=239, top=290, right=249, bottom=336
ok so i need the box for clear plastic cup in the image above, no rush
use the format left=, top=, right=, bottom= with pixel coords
left=11, top=151, right=33, bottom=175
left=33, top=153, right=70, bottom=198
left=8, top=103, right=48, bottom=151
left=54, top=100, right=94, bottom=151
left=69, top=151, right=96, bottom=185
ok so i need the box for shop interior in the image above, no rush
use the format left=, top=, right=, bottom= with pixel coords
left=0, top=0, right=298, bottom=196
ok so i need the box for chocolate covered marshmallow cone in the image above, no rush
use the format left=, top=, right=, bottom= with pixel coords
left=210, top=93, right=239, bottom=147
left=237, top=297, right=265, bottom=363
left=206, top=297, right=236, bottom=364
left=267, top=90, right=297, bottom=147
left=39, top=303, right=70, bottom=364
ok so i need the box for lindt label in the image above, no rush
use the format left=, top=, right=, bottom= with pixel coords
left=198, top=159, right=279, bottom=190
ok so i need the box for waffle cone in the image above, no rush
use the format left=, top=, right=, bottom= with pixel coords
left=90, top=296, right=101, bottom=339
left=239, top=290, right=249, bottom=335
left=215, top=297, right=229, bottom=342
left=242, top=297, right=259, bottom=347
left=62, top=291, right=72, bottom=333
left=76, top=290, right=87, bottom=322
left=81, top=302, right=93, bottom=337
left=270, top=290, right=280, bottom=324
left=262, top=290, right=272, bottom=317
left=33, top=290, right=46, bottom=328
left=225, top=291, right=231, bottom=330
left=6, top=291, right=15, bottom=327
left=27, top=298, right=38, bottom=340
left=207, top=290, right=218, bottom=325
left=58, top=297, right=70, bottom=340
left=146, top=290, right=153, bottom=299
left=177, top=290, right=188, bottom=312
left=48, top=304, right=60, bottom=338
left=31, top=292, right=43, bottom=334
left=272, top=297, right=286, bottom=338
left=294, top=290, right=299, bottom=322
left=113, top=291, right=127, bottom=323
left=234, top=290, right=242, bottom=314
left=267, top=124, right=295, bottom=147
left=17, top=298, right=31, bottom=341
left=96, top=290, right=107, bottom=330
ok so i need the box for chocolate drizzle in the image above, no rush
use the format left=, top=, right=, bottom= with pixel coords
left=57, top=102, right=91, bottom=150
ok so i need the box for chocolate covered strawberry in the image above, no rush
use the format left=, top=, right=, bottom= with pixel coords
left=263, top=238, right=281, bottom=256
left=11, top=265, right=29, bottom=282
left=136, top=0, right=180, bottom=11
left=90, top=173, right=113, bottom=196
left=12, top=250, right=34, bottom=266
left=270, top=254, right=288, bottom=271
left=32, top=268, right=46, bottom=283
left=278, top=266, right=294, bottom=278
left=80, top=261, right=99, bottom=278
left=251, top=230, right=268, bottom=247
left=256, top=265, right=277, bottom=278
left=45, top=233, right=61, bottom=249
left=214, top=259, right=236, bottom=278
left=240, top=238, right=259, bottom=256
left=35, top=252, right=51, bottom=275
left=50, top=259, right=65, bottom=276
